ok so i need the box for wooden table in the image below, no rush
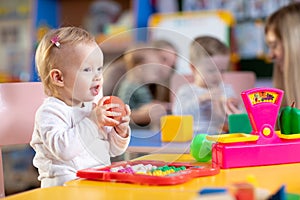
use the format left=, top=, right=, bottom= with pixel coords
left=3, top=154, right=300, bottom=199
left=2, top=185, right=197, bottom=200
left=67, top=154, right=300, bottom=194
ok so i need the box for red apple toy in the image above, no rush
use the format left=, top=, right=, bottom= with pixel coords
left=103, top=96, right=126, bottom=125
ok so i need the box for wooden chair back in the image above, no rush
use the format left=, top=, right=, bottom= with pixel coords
left=222, top=71, right=256, bottom=97
left=0, top=82, right=45, bottom=197
left=169, top=71, right=256, bottom=106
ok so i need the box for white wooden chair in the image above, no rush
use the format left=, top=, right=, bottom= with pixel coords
left=222, top=71, right=256, bottom=96
left=0, top=82, right=45, bottom=197
left=169, top=71, right=256, bottom=106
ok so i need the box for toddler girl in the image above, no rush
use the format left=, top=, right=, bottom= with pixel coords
left=30, top=26, right=131, bottom=187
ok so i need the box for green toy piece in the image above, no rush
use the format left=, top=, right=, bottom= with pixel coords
left=190, top=134, right=213, bottom=162
left=228, top=113, right=252, bottom=134
left=279, top=102, right=300, bottom=134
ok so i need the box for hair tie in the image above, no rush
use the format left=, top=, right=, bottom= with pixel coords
left=50, top=35, right=60, bottom=48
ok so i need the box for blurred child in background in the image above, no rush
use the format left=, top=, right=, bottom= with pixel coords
left=172, top=36, right=241, bottom=134
left=151, top=39, right=178, bottom=102
left=103, top=56, right=126, bottom=96
left=103, top=39, right=177, bottom=104
left=117, top=43, right=169, bottom=130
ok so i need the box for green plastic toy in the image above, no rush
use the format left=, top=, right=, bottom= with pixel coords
left=190, top=134, right=213, bottom=162
left=279, top=102, right=300, bottom=134
left=228, top=113, right=252, bottom=134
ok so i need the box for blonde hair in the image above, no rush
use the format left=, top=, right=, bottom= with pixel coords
left=123, top=43, right=155, bottom=70
left=190, top=36, right=230, bottom=66
left=265, top=3, right=300, bottom=107
left=35, top=26, right=95, bottom=96
left=152, top=39, right=177, bottom=53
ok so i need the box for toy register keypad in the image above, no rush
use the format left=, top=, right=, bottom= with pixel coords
left=77, top=160, right=219, bottom=185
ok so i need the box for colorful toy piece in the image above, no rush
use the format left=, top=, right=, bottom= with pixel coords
left=103, top=96, right=126, bottom=125
left=160, top=115, right=193, bottom=142
left=279, top=102, right=300, bottom=134
left=228, top=113, right=252, bottom=134
left=190, top=134, right=213, bottom=162
left=207, top=87, right=300, bottom=169
left=76, top=160, right=219, bottom=185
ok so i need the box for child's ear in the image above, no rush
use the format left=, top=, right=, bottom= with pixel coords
left=49, top=69, right=64, bottom=87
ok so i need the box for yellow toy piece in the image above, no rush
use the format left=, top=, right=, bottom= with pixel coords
left=160, top=115, right=193, bottom=142
left=206, top=133, right=259, bottom=144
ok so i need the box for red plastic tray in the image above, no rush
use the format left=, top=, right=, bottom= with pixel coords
left=77, top=160, right=219, bottom=185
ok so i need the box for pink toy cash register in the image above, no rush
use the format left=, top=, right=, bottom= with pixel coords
left=207, top=87, right=300, bottom=168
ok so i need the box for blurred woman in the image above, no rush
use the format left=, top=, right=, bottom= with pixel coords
left=265, top=2, right=300, bottom=107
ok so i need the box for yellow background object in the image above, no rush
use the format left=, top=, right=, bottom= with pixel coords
left=160, top=115, right=193, bottom=142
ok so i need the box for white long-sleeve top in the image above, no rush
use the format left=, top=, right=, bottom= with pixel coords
left=30, top=97, right=130, bottom=187
left=172, top=83, right=236, bottom=134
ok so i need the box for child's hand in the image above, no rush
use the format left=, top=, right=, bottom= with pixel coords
left=113, top=104, right=131, bottom=138
left=225, top=97, right=242, bottom=115
left=199, top=88, right=223, bottom=103
left=130, top=102, right=167, bottom=130
left=90, top=96, right=122, bottom=127
left=198, top=92, right=212, bottom=103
